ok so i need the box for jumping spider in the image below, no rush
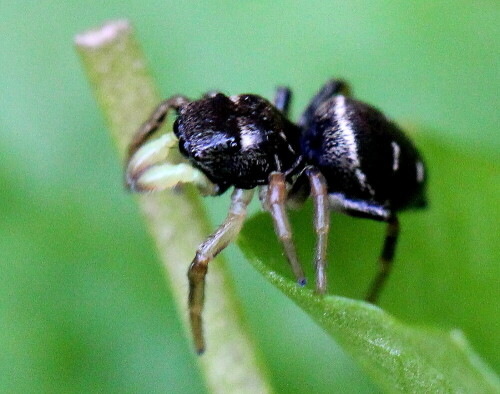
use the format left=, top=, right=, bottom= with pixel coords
left=125, top=79, right=427, bottom=353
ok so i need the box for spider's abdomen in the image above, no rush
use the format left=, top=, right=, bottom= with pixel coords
left=300, top=95, right=427, bottom=211
left=175, top=93, right=301, bottom=192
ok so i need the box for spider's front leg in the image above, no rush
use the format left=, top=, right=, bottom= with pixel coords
left=188, top=188, right=254, bottom=354
left=263, top=172, right=306, bottom=285
left=125, top=95, right=218, bottom=195
left=127, top=95, right=189, bottom=160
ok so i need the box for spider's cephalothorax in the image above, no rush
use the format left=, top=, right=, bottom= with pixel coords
left=173, top=92, right=303, bottom=193
left=125, top=79, right=427, bottom=354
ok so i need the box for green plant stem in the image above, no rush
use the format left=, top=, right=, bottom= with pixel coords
left=75, top=20, right=272, bottom=394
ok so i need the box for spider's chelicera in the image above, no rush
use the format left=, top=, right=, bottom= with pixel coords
left=125, top=79, right=427, bottom=354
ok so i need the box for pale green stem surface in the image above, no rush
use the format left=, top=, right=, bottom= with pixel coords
left=75, top=20, right=272, bottom=394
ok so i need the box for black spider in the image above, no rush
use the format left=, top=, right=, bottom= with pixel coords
left=125, top=79, right=427, bottom=353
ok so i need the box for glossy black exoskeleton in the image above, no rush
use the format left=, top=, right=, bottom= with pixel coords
left=126, top=79, right=427, bottom=353
left=298, top=80, right=427, bottom=219
left=173, top=92, right=303, bottom=193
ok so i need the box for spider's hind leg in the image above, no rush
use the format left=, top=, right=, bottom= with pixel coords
left=365, top=215, right=399, bottom=303
left=327, top=194, right=398, bottom=302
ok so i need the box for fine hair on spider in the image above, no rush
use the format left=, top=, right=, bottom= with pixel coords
left=125, top=79, right=427, bottom=354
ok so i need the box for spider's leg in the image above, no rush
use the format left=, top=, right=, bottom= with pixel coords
left=305, top=167, right=330, bottom=294
left=127, top=95, right=189, bottom=161
left=274, top=86, right=292, bottom=117
left=126, top=133, right=176, bottom=187
left=265, top=172, right=306, bottom=285
left=365, top=215, right=399, bottom=303
left=326, top=194, right=396, bottom=301
left=298, top=79, right=350, bottom=127
left=188, top=188, right=254, bottom=354
left=125, top=95, right=218, bottom=195
left=125, top=132, right=217, bottom=195
left=127, top=161, right=217, bottom=195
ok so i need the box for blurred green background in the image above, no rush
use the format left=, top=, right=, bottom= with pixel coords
left=0, top=2, right=498, bottom=393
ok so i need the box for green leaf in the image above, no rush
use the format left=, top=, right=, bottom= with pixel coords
left=238, top=133, right=500, bottom=393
